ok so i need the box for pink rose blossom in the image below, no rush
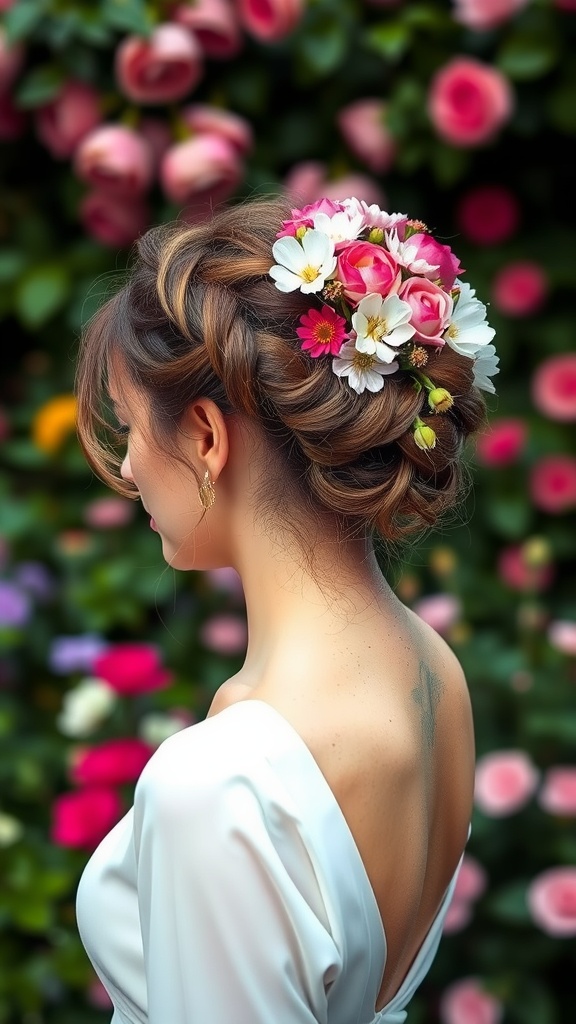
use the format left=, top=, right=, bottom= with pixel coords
left=160, top=133, right=243, bottom=210
left=0, top=92, right=26, bottom=139
left=336, top=241, right=400, bottom=304
left=276, top=198, right=345, bottom=237
left=321, top=173, right=385, bottom=208
left=87, top=977, right=114, bottom=1010
left=173, top=0, right=243, bottom=59
left=412, top=593, right=462, bottom=635
left=538, top=767, right=576, bottom=815
left=497, top=544, right=554, bottom=592
left=457, top=184, right=520, bottom=245
left=115, top=23, right=203, bottom=104
left=93, top=643, right=172, bottom=696
left=51, top=787, right=123, bottom=849
left=83, top=496, right=136, bottom=529
left=337, top=98, right=396, bottom=173
left=439, top=977, right=504, bottom=1024
left=452, top=0, right=530, bottom=30
left=531, top=353, right=576, bottom=422
left=74, top=125, right=154, bottom=197
left=35, top=80, right=102, bottom=159
left=80, top=191, right=150, bottom=248
left=406, top=233, right=463, bottom=290
left=547, top=620, right=576, bottom=656
left=491, top=260, right=548, bottom=317
left=200, top=614, right=248, bottom=655
left=442, top=898, right=473, bottom=934
left=0, top=28, right=24, bottom=92
left=72, top=737, right=154, bottom=787
left=529, top=455, right=576, bottom=514
left=181, top=103, right=253, bottom=154
left=475, top=418, right=527, bottom=466
left=474, top=749, right=540, bottom=816
left=527, top=866, right=576, bottom=936
left=283, top=162, right=385, bottom=210
left=237, top=0, right=304, bottom=41
left=205, top=566, right=245, bottom=599
left=398, top=277, right=453, bottom=346
left=138, top=116, right=173, bottom=168
left=428, top=56, right=514, bottom=147
left=454, top=854, right=488, bottom=902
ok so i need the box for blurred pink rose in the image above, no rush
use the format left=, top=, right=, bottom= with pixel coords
left=135, top=116, right=173, bottom=169
left=527, top=866, right=576, bottom=936
left=200, top=614, right=248, bottom=655
left=554, top=0, right=576, bottom=8
left=93, top=643, right=172, bottom=696
left=474, top=749, right=539, bottom=816
left=539, top=766, right=576, bottom=815
left=337, top=98, right=396, bottom=173
left=475, top=418, right=527, bottom=466
left=529, top=455, right=576, bottom=514
left=283, top=161, right=385, bottom=209
left=399, top=276, right=453, bottom=346
left=87, top=977, right=114, bottom=1010
left=0, top=28, right=24, bottom=92
left=547, top=620, right=576, bottom=656
left=74, top=124, right=154, bottom=197
left=83, top=496, right=136, bottom=528
left=497, top=544, right=554, bottom=592
left=321, top=173, right=385, bottom=207
left=452, top=0, right=529, bottom=30
left=181, top=102, right=253, bottom=154
left=173, top=0, right=243, bottom=58
left=408, top=233, right=463, bottom=290
left=0, top=0, right=16, bottom=9
left=0, top=92, right=26, bottom=139
left=531, top=353, right=576, bottom=422
left=412, top=593, right=462, bottom=635
left=160, top=133, right=243, bottom=212
left=454, top=854, right=488, bottom=902
left=336, top=241, right=400, bottom=304
left=457, top=184, right=520, bottom=245
left=439, top=977, right=504, bottom=1024
left=51, top=787, right=123, bottom=849
left=237, top=0, right=304, bottom=41
left=35, top=80, right=102, bottom=159
left=72, top=737, right=154, bottom=787
left=442, top=897, right=473, bottom=934
left=491, top=260, right=548, bottom=316
left=205, top=566, right=245, bottom=598
left=428, top=56, right=514, bottom=147
left=80, top=191, right=150, bottom=248
left=115, top=23, right=203, bottom=104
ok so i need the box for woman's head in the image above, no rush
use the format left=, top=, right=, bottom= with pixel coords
left=75, top=194, right=489, bottom=566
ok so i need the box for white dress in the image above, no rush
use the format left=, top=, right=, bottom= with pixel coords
left=76, top=699, right=466, bottom=1024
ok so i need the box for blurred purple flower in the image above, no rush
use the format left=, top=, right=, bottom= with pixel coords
left=49, top=634, right=108, bottom=675
left=13, top=561, right=55, bottom=601
left=0, top=581, right=31, bottom=627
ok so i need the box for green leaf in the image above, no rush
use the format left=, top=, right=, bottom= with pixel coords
left=3, top=0, right=47, bottom=44
left=0, top=251, right=26, bottom=283
left=485, top=494, right=534, bottom=538
left=15, top=65, right=65, bottom=108
left=526, top=711, right=576, bottom=742
left=364, top=21, right=411, bottom=62
left=498, top=35, right=558, bottom=80
left=487, top=880, right=532, bottom=925
left=100, top=0, right=155, bottom=36
left=298, top=14, right=348, bottom=76
left=14, top=264, right=70, bottom=328
left=548, top=82, right=576, bottom=135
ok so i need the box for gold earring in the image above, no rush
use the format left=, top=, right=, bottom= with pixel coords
left=198, top=470, right=216, bottom=510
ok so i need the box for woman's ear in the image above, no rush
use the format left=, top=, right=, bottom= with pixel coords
left=181, top=398, right=229, bottom=483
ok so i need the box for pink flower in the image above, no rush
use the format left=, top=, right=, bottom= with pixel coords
left=237, top=0, right=304, bottom=41
left=93, top=643, right=172, bottom=696
left=80, top=191, right=150, bottom=248
left=205, top=566, right=245, bottom=599
left=337, top=98, right=396, bottom=173
left=529, top=455, right=576, bottom=514
left=407, top=233, right=463, bottom=290
left=452, top=0, right=530, bottom=30
left=83, top=496, right=136, bottom=529
left=74, top=125, right=154, bottom=198
left=428, top=56, right=514, bottom=147
left=474, top=749, right=540, bottom=816
left=87, top=977, right=114, bottom=1010
left=497, top=544, right=554, bottom=592
left=138, top=116, right=173, bottom=169
left=51, top=787, right=123, bottom=849
left=336, top=241, right=400, bottom=304
left=439, top=977, right=504, bottom=1024
left=116, top=23, right=203, bottom=104
left=554, top=0, right=576, bottom=8
left=457, top=184, right=520, bottom=245
left=491, top=260, right=548, bottom=316
left=200, top=614, right=247, bottom=655
left=531, top=353, right=576, bottom=422
left=547, top=620, right=576, bottom=656
left=277, top=197, right=345, bottom=237
left=443, top=898, right=473, bottom=934
left=72, top=738, right=154, bottom=787
left=181, top=103, right=253, bottom=155
left=173, top=0, right=243, bottom=59
left=160, top=133, right=243, bottom=211
left=454, top=854, right=489, bottom=902
left=527, top=866, right=576, bottom=936
left=35, top=80, right=102, bottom=159
left=296, top=305, right=349, bottom=357
left=0, top=28, right=24, bottom=92
left=283, top=162, right=385, bottom=210
left=0, top=92, right=26, bottom=140
left=398, top=277, right=453, bottom=347
left=475, top=418, right=527, bottom=466
left=321, top=173, right=385, bottom=208
left=412, top=593, right=462, bottom=635
left=539, top=767, right=576, bottom=815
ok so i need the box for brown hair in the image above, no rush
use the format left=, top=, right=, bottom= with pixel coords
left=75, top=195, right=487, bottom=543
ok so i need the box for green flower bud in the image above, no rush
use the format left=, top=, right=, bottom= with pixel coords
left=413, top=417, right=437, bottom=450
left=368, top=227, right=384, bottom=244
left=295, top=226, right=308, bottom=240
left=428, top=387, right=454, bottom=413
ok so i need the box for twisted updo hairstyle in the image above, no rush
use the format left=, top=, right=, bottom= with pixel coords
left=76, top=195, right=487, bottom=543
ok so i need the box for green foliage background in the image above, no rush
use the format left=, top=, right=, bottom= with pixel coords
left=1, top=0, right=575, bottom=1021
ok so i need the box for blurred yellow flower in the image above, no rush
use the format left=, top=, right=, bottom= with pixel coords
left=32, top=394, right=77, bottom=454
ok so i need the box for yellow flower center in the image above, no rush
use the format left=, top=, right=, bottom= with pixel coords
left=314, top=321, right=335, bottom=344
left=366, top=315, right=388, bottom=341
left=301, top=264, right=320, bottom=283
left=446, top=323, right=459, bottom=339
left=353, top=351, right=376, bottom=371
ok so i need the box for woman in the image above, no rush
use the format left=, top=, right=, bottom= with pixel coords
left=74, top=194, right=496, bottom=1024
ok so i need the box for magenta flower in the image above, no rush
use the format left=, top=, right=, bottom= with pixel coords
left=93, top=643, right=172, bottom=696
left=296, top=305, right=349, bottom=357
left=71, top=737, right=154, bottom=787
left=51, top=787, right=123, bottom=849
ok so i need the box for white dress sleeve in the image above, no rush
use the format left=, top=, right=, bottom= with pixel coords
left=132, top=721, right=341, bottom=1024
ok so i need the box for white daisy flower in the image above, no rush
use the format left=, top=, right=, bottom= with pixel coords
left=444, top=280, right=495, bottom=358
left=473, top=344, right=500, bottom=393
left=312, top=209, right=364, bottom=243
left=270, top=230, right=336, bottom=294
left=352, top=292, right=415, bottom=363
left=386, top=229, right=439, bottom=275
left=332, top=338, right=399, bottom=394
left=342, top=197, right=408, bottom=232
left=56, top=677, right=117, bottom=737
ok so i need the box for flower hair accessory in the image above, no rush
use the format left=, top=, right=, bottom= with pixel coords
left=269, top=197, right=499, bottom=450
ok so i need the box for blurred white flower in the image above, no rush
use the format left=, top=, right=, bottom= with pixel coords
left=138, top=710, right=193, bottom=747
left=0, top=812, right=24, bottom=847
left=56, top=677, right=117, bottom=737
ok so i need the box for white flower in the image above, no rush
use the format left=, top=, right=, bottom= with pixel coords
left=56, top=677, right=117, bottom=737
left=332, top=338, right=399, bottom=394
left=312, top=209, right=364, bottom=243
left=386, top=229, right=439, bottom=275
left=352, top=292, right=415, bottom=363
left=0, top=812, right=24, bottom=848
left=138, top=712, right=189, bottom=747
left=270, top=230, right=336, bottom=294
left=444, top=280, right=495, bottom=358
left=473, top=344, right=500, bottom=393
left=342, top=197, right=408, bottom=232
